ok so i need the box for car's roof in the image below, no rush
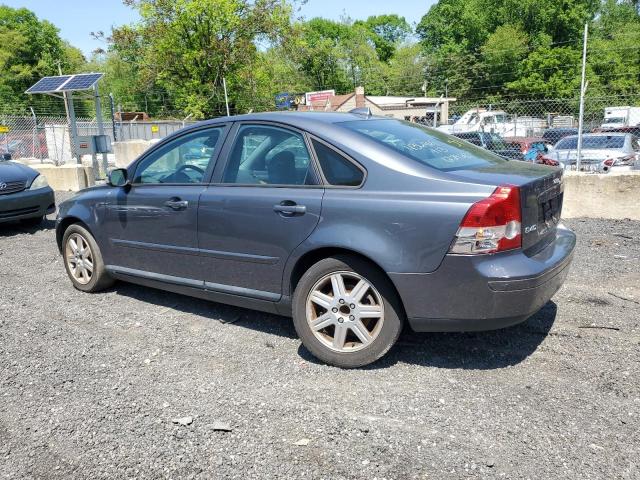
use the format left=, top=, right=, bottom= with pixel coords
left=186, top=111, right=389, bottom=130
left=575, top=132, right=628, bottom=137
left=504, top=136, right=545, bottom=142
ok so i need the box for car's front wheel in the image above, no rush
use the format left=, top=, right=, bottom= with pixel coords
left=62, top=224, right=114, bottom=292
left=292, top=255, right=404, bottom=368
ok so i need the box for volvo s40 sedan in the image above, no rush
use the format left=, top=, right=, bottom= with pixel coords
left=56, top=112, right=575, bottom=368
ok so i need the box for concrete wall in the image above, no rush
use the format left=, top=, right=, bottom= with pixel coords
left=113, top=139, right=158, bottom=168
left=32, top=164, right=95, bottom=192
left=563, top=171, right=640, bottom=220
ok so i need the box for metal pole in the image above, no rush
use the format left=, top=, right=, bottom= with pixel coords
left=29, top=107, right=38, bottom=161
left=57, top=61, right=72, bottom=154
left=109, top=93, right=117, bottom=142
left=576, top=22, right=588, bottom=172
left=94, top=84, right=108, bottom=177
left=223, top=77, right=230, bottom=117
left=65, top=92, right=80, bottom=163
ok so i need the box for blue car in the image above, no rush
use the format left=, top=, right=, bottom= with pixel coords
left=0, top=156, right=55, bottom=225
left=56, top=112, right=575, bottom=368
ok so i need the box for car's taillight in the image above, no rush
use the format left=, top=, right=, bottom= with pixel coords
left=449, top=185, right=522, bottom=255
left=603, top=158, right=615, bottom=166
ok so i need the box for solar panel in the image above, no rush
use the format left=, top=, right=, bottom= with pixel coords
left=26, top=75, right=72, bottom=94
left=58, top=73, right=103, bottom=91
left=26, top=73, right=103, bottom=94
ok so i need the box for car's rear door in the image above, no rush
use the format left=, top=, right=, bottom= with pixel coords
left=104, top=125, right=228, bottom=282
left=197, top=122, right=324, bottom=300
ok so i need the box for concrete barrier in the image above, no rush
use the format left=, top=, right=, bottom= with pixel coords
left=562, top=171, right=640, bottom=220
left=31, top=164, right=95, bottom=192
left=113, top=139, right=159, bottom=168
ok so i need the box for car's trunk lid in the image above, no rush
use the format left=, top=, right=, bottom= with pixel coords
left=446, top=161, right=564, bottom=254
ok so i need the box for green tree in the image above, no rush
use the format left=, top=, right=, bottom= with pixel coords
left=356, top=14, right=411, bottom=62
left=112, top=0, right=293, bottom=118
left=0, top=6, right=84, bottom=113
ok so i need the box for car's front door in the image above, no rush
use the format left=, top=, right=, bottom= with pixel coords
left=197, top=123, right=324, bottom=300
left=104, top=126, right=227, bottom=282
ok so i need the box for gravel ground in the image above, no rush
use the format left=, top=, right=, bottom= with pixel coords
left=1, top=192, right=639, bottom=479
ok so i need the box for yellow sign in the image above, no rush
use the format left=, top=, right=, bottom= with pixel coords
left=0, top=126, right=9, bottom=133
left=151, top=125, right=159, bottom=133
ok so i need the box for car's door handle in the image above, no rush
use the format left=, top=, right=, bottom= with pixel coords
left=273, top=203, right=306, bottom=215
left=164, top=198, right=189, bottom=210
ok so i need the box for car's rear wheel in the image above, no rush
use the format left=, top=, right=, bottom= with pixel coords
left=62, top=224, right=114, bottom=292
left=292, top=255, right=403, bottom=368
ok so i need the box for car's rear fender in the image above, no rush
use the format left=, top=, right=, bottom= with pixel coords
left=282, top=185, right=495, bottom=295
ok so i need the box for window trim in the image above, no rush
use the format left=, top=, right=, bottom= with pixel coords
left=128, top=124, right=230, bottom=187
left=213, top=121, right=323, bottom=188
left=308, top=135, right=367, bottom=189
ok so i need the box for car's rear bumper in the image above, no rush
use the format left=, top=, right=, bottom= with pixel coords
left=389, top=224, right=576, bottom=332
left=0, top=187, right=55, bottom=223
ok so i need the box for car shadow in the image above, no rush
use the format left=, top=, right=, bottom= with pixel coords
left=303, top=301, right=558, bottom=370
left=112, top=281, right=557, bottom=370
left=111, top=282, right=300, bottom=339
left=0, top=217, right=56, bottom=237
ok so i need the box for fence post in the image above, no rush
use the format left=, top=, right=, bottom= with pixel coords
left=29, top=107, right=38, bottom=161
left=109, top=93, right=117, bottom=142
left=576, top=22, right=588, bottom=172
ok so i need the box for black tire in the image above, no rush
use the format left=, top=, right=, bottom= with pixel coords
left=20, top=216, right=43, bottom=227
left=62, top=223, right=114, bottom=292
left=292, top=255, right=404, bottom=368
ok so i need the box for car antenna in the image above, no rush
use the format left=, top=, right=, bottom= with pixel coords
left=349, top=107, right=372, bottom=118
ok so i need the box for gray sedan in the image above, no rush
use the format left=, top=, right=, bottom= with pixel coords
left=0, top=157, right=55, bottom=225
left=55, top=111, right=575, bottom=368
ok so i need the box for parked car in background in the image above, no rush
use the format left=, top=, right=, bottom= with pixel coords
left=543, top=133, right=639, bottom=172
left=504, top=137, right=549, bottom=162
left=0, top=155, right=55, bottom=225
left=601, top=106, right=640, bottom=130
left=542, top=128, right=580, bottom=146
left=439, top=109, right=544, bottom=137
left=452, top=132, right=524, bottom=160
left=595, top=125, right=640, bottom=137
left=56, top=112, right=575, bottom=368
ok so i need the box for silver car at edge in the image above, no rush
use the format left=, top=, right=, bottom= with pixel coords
left=55, top=111, right=576, bottom=368
left=546, top=132, right=640, bottom=173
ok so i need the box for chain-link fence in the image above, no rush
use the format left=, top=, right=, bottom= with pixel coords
left=436, top=93, right=640, bottom=172
left=0, top=113, right=196, bottom=166
left=2, top=91, right=638, bottom=174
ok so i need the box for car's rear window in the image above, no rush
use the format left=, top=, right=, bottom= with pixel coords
left=556, top=136, right=625, bottom=150
left=341, top=119, right=506, bottom=171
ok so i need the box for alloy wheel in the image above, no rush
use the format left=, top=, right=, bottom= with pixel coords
left=65, top=233, right=94, bottom=285
left=305, top=271, right=385, bottom=353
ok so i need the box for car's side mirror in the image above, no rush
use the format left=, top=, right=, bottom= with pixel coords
left=108, top=168, right=129, bottom=187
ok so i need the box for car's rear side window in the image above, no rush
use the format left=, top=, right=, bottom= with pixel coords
left=311, top=139, right=364, bottom=186
left=342, top=119, right=506, bottom=171
left=556, top=136, right=625, bottom=150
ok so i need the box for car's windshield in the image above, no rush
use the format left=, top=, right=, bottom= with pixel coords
left=556, top=136, right=625, bottom=150
left=341, top=119, right=506, bottom=171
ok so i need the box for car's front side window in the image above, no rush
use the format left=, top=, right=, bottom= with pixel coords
left=222, top=124, right=314, bottom=186
left=133, top=128, right=223, bottom=184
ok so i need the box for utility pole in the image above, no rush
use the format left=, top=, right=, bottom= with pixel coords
left=576, top=23, right=588, bottom=172
left=223, top=77, right=230, bottom=117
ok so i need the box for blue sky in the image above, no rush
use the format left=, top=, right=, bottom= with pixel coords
left=2, top=0, right=435, bottom=57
